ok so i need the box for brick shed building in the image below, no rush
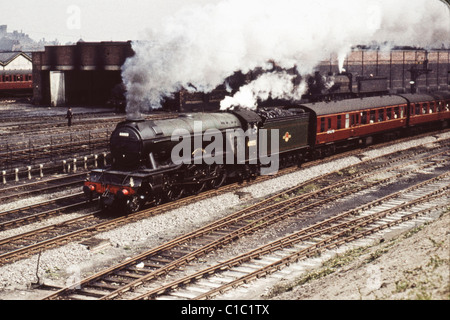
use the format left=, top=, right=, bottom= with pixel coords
left=317, top=48, right=450, bottom=93
left=32, top=41, right=133, bottom=106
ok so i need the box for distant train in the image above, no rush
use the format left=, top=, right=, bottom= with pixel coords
left=305, top=72, right=389, bottom=102
left=160, top=71, right=392, bottom=113
left=0, top=70, right=33, bottom=96
left=83, top=91, right=450, bottom=214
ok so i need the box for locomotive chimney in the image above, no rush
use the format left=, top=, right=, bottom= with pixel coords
left=126, top=111, right=144, bottom=122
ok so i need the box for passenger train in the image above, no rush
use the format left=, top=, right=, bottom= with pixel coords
left=83, top=91, right=450, bottom=213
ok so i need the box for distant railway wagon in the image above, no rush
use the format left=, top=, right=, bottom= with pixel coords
left=0, top=71, right=33, bottom=95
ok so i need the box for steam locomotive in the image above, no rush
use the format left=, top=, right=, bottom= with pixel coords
left=83, top=91, right=450, bottom=213
left=305, top=71, right=389, bottom=102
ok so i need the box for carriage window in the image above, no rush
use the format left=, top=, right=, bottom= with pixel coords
left=400, top=106, right=405, bottom=118
left=337, top=115, right=342, bottom=129
left=350, top=113, right=359, bottom=126
left=415, top=104, right=421, bottom=115
left=422, top=103, right=427, bottom=114
left=345, top=114, right=350, bottom=128
left=370, top=110, right=376, bottom=123
left=378, top=109, right=384, bottom=122
left=320, top=118, right=325, bottom=132
left=386, top=108, right=392, bottom=120
left=393, top=107, right=399, bottom=118
left=429, top=102, right=435, bottom=113
left=437, top=101, right=441, bottom=112
left=361, top=112, right=367, bottom=124
left=328, top=118, right=332, bottom=130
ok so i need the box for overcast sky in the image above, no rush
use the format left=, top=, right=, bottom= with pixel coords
left=2, top=0, right=448, bottom=45
left=1, top=0, right=215, bottom=43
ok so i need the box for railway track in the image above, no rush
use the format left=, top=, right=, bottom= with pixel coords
left=0, top=172, right=85, bottom=204
left=149, top=175, right=449, bottom=300
left=0, top=113, right=177, bottom=169
left=0, top=112, right=176, bottom=138
left=41, top=141, right=449, bottom=300
left=2, top=138, right=447, bottom=269
left=0, top=192, right=90, bottom=231
left=0, top=130, right=110, bottom=168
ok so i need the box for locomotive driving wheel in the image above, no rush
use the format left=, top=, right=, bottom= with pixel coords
left=208, top=164, right=226, bottom=189
left=149, top=194, right=163, bottom=207
left=187, top=164, right=207, bottom=194
left=125, top=195, right=144, bottom=214
left=165, top=185, right=185, bottom=201
left=163, top=174, right=185, bottom=201
left=191, top=180, right=207, bottom=195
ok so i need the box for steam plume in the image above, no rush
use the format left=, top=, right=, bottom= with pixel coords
left=122, top=0, right=450, bottom=114
left=220, top=71, right=306, bottom=110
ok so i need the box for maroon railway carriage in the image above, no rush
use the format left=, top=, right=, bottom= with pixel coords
left=399, top=92, right=450, bottom=129
left=0, top=71, right=33, bottom=95
left=301, top=95, right=408, bottom=156
left=300, top=92, right=450, bottom=157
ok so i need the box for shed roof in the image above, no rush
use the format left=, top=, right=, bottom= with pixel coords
left=0, top=51, right=31, bottom=66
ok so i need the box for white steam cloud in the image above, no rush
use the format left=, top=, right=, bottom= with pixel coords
left=220, top=71, right=306, bottom=110
left=122, top=0, right=450, bottom=114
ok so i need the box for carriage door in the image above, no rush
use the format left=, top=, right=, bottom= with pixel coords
left=345, top=114, right=350, bottom=129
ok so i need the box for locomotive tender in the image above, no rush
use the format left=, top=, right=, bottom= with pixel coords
left=84, top=91, right=450, bottom=213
